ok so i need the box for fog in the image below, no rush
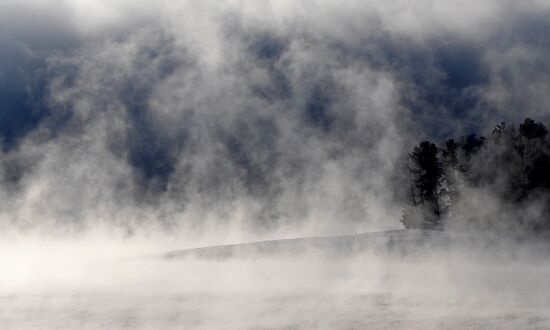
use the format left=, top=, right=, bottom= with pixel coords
left=2, top=0, right=550, bottom=236
left=2, top=0, right=550, bottom=328
left=2, top=233, right=550, bottom=329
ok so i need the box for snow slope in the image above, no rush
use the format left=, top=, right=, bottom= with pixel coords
left=158, top=229, right=550, bottom=260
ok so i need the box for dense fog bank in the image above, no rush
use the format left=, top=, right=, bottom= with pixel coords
left=2, top=233, right=550, bottom=329
left=1, top=0, right=550, bottom=239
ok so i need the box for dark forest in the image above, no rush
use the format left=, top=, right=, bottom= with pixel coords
left=402, top=118, right=550, bottom=232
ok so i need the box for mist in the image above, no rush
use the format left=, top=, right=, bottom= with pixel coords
left=3, top=233, right=550, bottom=329
left=2, top=0, right=550, bottom=328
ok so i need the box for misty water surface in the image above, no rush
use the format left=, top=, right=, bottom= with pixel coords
left=2, top=236, right=550, bottom=330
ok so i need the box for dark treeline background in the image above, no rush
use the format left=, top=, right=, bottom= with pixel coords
left=401, top=118, right=550, bottom=232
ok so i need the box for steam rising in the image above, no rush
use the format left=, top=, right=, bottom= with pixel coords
left=0, top=0, right=549, bottom=238
left=2, top=1, right=550, bottom=328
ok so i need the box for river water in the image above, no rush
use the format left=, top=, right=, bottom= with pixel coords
left=2, top=251, right=550, bottom=329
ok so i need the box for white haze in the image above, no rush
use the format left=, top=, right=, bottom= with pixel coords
left=0, top=0, right=549, bottom=238
left=2, top=235, right=550, bottom=329
left=1, top=0, right=550, bottom=329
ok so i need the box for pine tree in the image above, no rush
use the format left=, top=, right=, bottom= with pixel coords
left=402, top=141, right=444, bottom=229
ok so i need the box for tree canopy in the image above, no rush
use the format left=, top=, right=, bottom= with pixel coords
left=401, top=118, right=550, bottom=232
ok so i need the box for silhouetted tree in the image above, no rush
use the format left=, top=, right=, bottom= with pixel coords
left=440, top=138, right=460, bottom=217
left=400, top=118, right=550, bottom=233
left=460, top=134, right=486, bottom=159
left=441, top=139, right=458, bottom=167
left=519, top=118, right=548, bottom=140
left=402, top=141, right=443, bottom=229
